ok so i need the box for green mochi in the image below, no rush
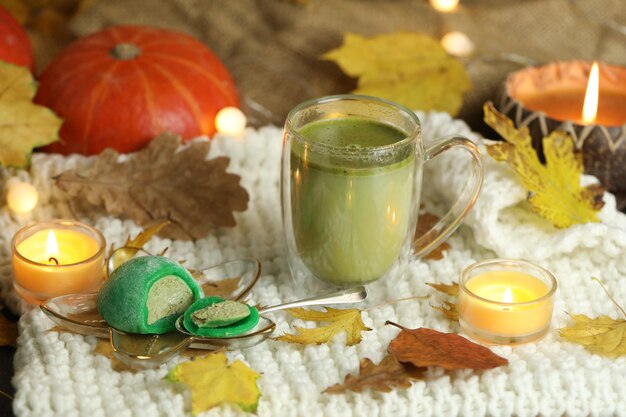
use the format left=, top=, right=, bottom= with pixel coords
left=183, top=297, right=260, bottom=338
left=97, top=256, right=203, bottom=334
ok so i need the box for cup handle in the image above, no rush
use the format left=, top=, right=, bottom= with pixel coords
left=413, top=136, right=484, bottom=258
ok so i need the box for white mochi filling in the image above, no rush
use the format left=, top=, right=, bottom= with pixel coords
left=146, top=275, right=194, bottom=324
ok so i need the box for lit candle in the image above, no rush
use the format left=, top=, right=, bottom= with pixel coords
left=6, top=178, right=39, bottom=214
left=11, top=220, right=106, bottom=304
left=215, top=106, right=247, bottom=137
left=458, top=259, right=557, bottom=345
left=581, top=61, right=599, bottom=125
left=509, top=61, right=626, bottom=127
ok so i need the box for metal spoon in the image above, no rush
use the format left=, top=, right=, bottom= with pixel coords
left=111, top=286, right=368, bottom=368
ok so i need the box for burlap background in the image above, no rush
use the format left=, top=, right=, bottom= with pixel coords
left=30, top=0, right=626, bottom=133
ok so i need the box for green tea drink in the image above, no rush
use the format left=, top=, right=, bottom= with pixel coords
left=291, top=118, right=415, bottom=285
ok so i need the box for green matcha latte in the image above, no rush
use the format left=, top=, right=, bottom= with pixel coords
left=290, top=117, right=415, bottom=285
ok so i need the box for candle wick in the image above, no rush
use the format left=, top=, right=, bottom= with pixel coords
left=48, top=257, right=59, bottom=265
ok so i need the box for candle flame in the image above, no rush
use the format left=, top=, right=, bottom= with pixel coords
left=46, top=230, right=59, bottom=261
left=503, top=287, right=513, bottom=303
left=582, top=62, right=599, bottom=124
left=430, top=0, right=459, bottom=12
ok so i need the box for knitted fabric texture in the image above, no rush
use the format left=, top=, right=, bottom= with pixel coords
left=4, top=113, right=626, bottom=417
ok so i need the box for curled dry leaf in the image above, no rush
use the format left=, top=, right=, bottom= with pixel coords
left=275, top=307, right=371, bottom=346
left=325, top=354, right=425, bottom=394
left=427, top=282, right=459, bottom=297
left=54, top=135, right=249, bottom=240
left=107, top=220, right=171, bottom=273
left=415, top=212, right=451, bottom=260
left=428, top=282, right=459, bottom=322
left=484, top=102, right=604, bottom=228
left=559, top=314, right=626, bottom=358
left=559, top=279, right=626, bottom=358
left=386, top=321, right=508, bottom=370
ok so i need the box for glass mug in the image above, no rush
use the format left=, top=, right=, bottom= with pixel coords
left=281, top=95, right=484, bottom=287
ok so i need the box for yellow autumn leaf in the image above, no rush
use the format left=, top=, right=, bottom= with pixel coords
left=0, top=62, right=61, bottom=167
left=427, top=282, right=460, bottom=322
left=322, top=32, right=471, bottom=116
left=484, top=102, right=604, bottom=228
left=167, top=352, right=260, bottom=415
left=108, top=220, right=171, bottom=272
left=559, top=315, right=626, bottom=358
left=275, top=307, right=371, bottom=346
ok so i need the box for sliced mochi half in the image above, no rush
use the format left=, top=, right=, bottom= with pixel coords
left=97, top=256, right=203, bottom=334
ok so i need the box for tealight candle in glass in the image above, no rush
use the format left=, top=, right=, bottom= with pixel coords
left=11, top=220, right=106, bottom=304
left=458, top=259, right=557, bottom=345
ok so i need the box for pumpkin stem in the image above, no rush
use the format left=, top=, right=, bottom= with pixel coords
left=110, top=43, right=141, bottom=60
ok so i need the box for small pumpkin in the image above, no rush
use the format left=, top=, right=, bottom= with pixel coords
left=34, top=25, right=238, bottom=155
left=0, top=6, right=35, bottom=72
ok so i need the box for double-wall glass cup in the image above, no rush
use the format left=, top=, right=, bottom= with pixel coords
left=281, top=95, right=484, bottom=287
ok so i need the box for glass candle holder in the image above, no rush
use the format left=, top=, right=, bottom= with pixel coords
left=458, top=259, right=557, bottom=345
left=11, top=220, right=106, bottom=304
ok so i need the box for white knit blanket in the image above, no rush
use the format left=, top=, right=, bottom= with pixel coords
left=4, top=113, right=626, bottom=417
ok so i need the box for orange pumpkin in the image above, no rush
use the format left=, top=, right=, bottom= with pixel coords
left=0, top=6, right=34, bottom=72
left=35, top=25, right=238, bottom=155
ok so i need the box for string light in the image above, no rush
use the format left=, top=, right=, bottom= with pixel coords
left=441, top=31, right=475, bottom=57
left=430, top=0, right=460, bottom=13
left=6, top=178, right=38, bottom=214
left=215, top=107, right=247, bottom=138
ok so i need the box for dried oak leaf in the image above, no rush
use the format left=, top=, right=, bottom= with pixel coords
left=166, top=352, right=260, bottom=415
left=325, top=354, right=425, bottom=394
left=275, top=307, right=371, bottom=346
left=415, top=212, right=451, bottom=260
left=323, top=32, right=471, bottom=116
left=54, top=135, right=249, bottom=240
left=484, top=102, right=604, bottom=228
left=0, top=62, right=61, bottom=167
left=0, top=308, right=17, bottom=347
left=386, top=321, right=508, bottom=370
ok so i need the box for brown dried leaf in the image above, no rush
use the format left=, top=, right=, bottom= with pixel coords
left=415, top=212, right=451, bottom=260
left=201, top=277, right=242, bottom=298
left=0, top=309, right=17, bottom=347
left=386, top=321, right=508, bottom=370
left=54, top=135, right=249, bottom=240
left=325, top=355, right=425, bottom=394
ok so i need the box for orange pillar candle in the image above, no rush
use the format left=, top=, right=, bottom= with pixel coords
left=458, top=259, right=557, bottom=345
left=12, top=220, right=106, bottom=304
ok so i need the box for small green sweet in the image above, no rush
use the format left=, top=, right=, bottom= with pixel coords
left=97, top=256, right=203, bottom=334
left=191, top=300, right=251, bottom=328
left=183, top=297, right=259, bottom=338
